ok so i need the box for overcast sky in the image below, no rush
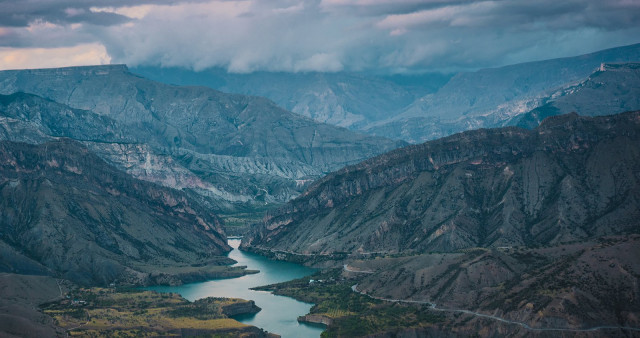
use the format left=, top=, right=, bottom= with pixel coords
left=1, top=0, right=639, bottom=73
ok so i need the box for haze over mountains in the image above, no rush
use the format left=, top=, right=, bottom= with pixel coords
left=367, top=43, right=640, bottom=142
left=135, top=44, right=640, bottom=144
left=515, top=62, right=640, bottom=128
left=1, top=0, right=640, bottom=334
left=132, top=67, right=452, bottom=130
left=0, top=65, right=402, bottom=211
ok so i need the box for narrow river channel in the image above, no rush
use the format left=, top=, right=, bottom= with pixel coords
left=147, top=239, right=324, bottom=337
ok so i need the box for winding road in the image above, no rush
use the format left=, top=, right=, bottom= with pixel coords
left=349, top=281, right=640, bottom=333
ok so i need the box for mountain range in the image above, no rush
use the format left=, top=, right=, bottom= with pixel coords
left=243, top=112, right=640, bottom=254
left=133, top=44, right=640, bottom=145
left=241, top=111, right=640, bottom=333
left=515, top=62, right=640, bottom=128
left=365, top=43, right=640, bottom=142
left=0, top=42, right=639, bottom=336
left=0, top=138, right=235, bottom=286
left=0, top=65, right=402, bottom=212
left=131, top=66, right=452, bottom=130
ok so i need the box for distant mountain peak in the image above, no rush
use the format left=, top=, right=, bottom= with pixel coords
left=515, top=62, right=640, bottom=129
left=366, top=43, right=640, bottom=143
left=0, top=65, right=401, bottom=212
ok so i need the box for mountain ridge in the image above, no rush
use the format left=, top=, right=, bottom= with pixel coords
left=0, top=138, right=243, bottom=286
left=365, top=43, right=640, bottom=142
left=515, top=62, right=640, bottom=128
left=242, top=111, right=640, bottom=254
left=0, top=66, right=404, bottom=212
left=131, top=66, right=452, bottom=130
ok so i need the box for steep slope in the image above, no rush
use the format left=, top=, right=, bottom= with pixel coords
left=0, top=92, right=137, bottom=144
left=132, top=66, right=451, bottom=129
left=348, top=236, right=640, bottom=333
left=0, top=92, right=243, bottom=209
left=242, top=112, right=640, bottom=255
left=0, top=139, right=235, bottom=286
left=0, top=66, right=403, bottom=210
left=0, top=273, right=68, bottom=337
left=366, top=43, right=640, bottom=142
left=516, top=63, right=640, bottom=128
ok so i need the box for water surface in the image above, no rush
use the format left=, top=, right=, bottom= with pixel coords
left=147, top=239, right=324, bottom=338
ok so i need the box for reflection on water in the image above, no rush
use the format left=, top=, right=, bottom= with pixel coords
left=146, top=239, right=324, bottom=338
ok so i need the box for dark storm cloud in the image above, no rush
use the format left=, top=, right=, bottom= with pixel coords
left=373, top=0, right=640, bottom=31
left=368, top=0, right=640, bottom=70
left=1, top=0, right=639, bottom=72
left=0, top=0, right=209, bottom=27
left=0, top=1, right=122, bottom=27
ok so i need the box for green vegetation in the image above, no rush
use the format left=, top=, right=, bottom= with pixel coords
left=255, top=269, right=444, bottom=337
left=323, top=305, right=444, bottom=338
left=41, top=288, right=264, bottom=337
left=163, top=297, right=236, bottom=320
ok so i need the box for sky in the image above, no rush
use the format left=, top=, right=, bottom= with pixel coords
left=0, top=0, right=639, bottom=73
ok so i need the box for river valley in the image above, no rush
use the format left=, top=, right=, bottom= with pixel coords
left=147, top=239, right=324, bottom=337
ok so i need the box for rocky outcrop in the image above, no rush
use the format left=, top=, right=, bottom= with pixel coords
left=221, top=300, right=262, bottom=317
left=0, top=66, right=403, bottom=211
left=243, top=112, right=640, bottom=255
left=0, top=139, right=232, bottom=285
left=297, top=314, right=333, bottom=326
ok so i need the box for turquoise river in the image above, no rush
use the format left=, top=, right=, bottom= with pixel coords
left=147, top=238, right=324, bottom=337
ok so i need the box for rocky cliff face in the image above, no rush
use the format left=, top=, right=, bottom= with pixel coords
left=220, top=300, right=262, bottom=317
left=0, top=139, right=231, bottom=285
left=516, top=63, right=640, bottom=128
left=365, top=43, right=640, bottom=143
left=0, top=66, right=403, bottom=211
left=242, top=112, right=640, bottom=255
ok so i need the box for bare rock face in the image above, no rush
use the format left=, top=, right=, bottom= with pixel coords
left=243, top=112, right=640, bottom=255
left=0, top=66, right=403, bottom=211
left=0, top=139, right=230, bottom=285
left=221, top=300, right=262, bottom=317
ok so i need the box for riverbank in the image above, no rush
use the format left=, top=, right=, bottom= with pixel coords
left=146, top=239, right=325, bottom=337
left=253, top=269, right=447, bottom=337
left=250, top=237, right=640, bottom=337
left=41, top=287, right=277, bottom=337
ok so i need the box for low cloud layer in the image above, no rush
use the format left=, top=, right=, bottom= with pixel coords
left=1, top=0, right=639, bottom=72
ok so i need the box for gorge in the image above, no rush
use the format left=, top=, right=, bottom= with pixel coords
left=0, top=40, right=639, bottom=337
